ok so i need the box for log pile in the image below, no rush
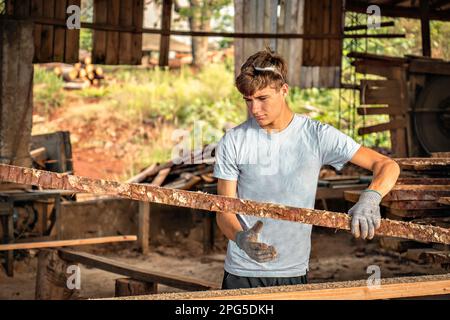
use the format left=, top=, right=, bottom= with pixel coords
left=345, top=157, right=450, bottom=268
left=52, top=57, right=104, bottom=89
left=128, top=146, right=217, bottom=194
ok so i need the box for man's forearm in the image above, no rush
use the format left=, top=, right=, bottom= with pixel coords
left=216, top=212, right=243, bottom=242
left=367, top=158, right=400, bottom=197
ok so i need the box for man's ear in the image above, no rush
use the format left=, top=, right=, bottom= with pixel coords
left=281, top=83, right=289, bottom=96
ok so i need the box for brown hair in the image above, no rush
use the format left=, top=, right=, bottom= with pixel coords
left=235, top=47, right=288, bottom=96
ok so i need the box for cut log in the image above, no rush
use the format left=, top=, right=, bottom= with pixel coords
left=1, top=164, right=450, bottom=245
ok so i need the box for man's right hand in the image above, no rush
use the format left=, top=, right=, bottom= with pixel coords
left=235, top=220, right=277, bottom=263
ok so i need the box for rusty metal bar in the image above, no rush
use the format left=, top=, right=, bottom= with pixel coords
left=1, top=164, right=450, bottom=245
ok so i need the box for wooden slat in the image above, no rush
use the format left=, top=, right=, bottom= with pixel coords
left=30, top=0, right=43, bottom=63
left=131, top=0, right=144, bottom=65
left=64, top=0, right=80, bottom=63
left=357, top=106, right=405, bottom=116
left=53, top=0, right=66, bottom=62
left=158, top=0, right=172, bottom=67
left=329, top=0, right=343, bottom=67
left=105, top=0, right=120, bottom=65
left=118, top=0, right=133, bottom=64
left=93, top=0, right=108, bottom=64
left=234, top=0, right=245, bottom=77
left=439, top=197, right=450, bottom=206
left=40, top=0, right=55, bottom=62
left=13, top=0, right=30, bottom=16
left=358, top=119, right=406, bottom=135
left=59, top=249, right=219, bottom=291
left=0, top=235, right=137, bottom=251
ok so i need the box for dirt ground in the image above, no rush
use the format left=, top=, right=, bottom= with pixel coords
left=1, top=228, right=447, bottom=300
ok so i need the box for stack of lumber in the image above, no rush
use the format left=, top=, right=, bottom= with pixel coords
left=344, top=157, right=450, bottom=268
left=128, top=146, right=217, bottom=193
left=53, top=57, right=104, bottom=89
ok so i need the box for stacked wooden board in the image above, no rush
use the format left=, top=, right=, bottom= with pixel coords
left=4, top=0, right=81, bottom=63
left=344, top=157, right=450, bottom=268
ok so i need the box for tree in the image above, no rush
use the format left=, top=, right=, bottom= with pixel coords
left=174, top=0, right=231, bottom=68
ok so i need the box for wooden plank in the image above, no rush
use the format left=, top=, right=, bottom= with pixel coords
left=93, top=0, right=108, bottom=64
left=409, top=59, right=450, bottom=76
left=138, top=201, right=149, bottom=254
left=397, top=178, right=450, bottom=185
left=420, top=0, right=431, bottom=57
left=30, top=0, right=43, bottom=63
left=394, top=157, right=450, bottom=170
left=13, top=0, right=30, bottom=16
left=2, top=164, right=450, bottom=245
left=105, top=0, right=120, bottom=65
left=131, top=0, right=144, bottom=65
left=53, top=0, right=66, bottom=62
left=288, top=0, right=304, bottom=85
left=158, top=0, right=172, bottom=67
left=234, top=0, right=245, bottom=78
left=358, top=119, right=406, bottom=135
left=357, top=106, right=405, bottom=116
left=0, top=235, right=137, bottom=251
left=40, top=0, right=55, bottom=62
left=64, top=0, right=80, bottom=63
left=59, top=249, right=219, bottom=291
left=439, top=197, right=450, bottom=205
left=329, top=0, right=343, bottom=67
left=109, top=274, right=450, bottom=300
left=118, top=0, right=133, bottom=64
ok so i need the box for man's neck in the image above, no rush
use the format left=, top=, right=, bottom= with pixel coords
left=264, top=107, right=294, bottom=133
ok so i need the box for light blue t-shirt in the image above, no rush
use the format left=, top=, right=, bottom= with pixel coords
left=213, top=114, right=361, bottom=277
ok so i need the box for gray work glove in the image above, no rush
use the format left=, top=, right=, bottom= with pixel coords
left=348, top=190, right=382, bottom=240
left=235, top=220, right=277, bottom=263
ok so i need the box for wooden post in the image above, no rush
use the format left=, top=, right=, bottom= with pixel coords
left=35, top=249, right=80, bottom=300
left=115, top=278, right=157, bottom=297
left=159, top=0, right=173, bottom=67
left=0, top=19, right=34, bottom=171
left=138, top=201, right=150, bottom=254
left=420, top=0, right=431, bottom=57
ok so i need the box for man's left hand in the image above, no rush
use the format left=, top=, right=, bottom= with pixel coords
left=348, top=190, right=382, bottom=240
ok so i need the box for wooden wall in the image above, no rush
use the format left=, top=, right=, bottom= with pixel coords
left=92, top=0, right=144, bottom=65
left=5, top=0, right=81, bottom=63
left=234, top=0, right=343, bottom=88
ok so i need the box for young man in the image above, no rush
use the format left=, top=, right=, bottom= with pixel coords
left=213, top=48, right=400, bottom=290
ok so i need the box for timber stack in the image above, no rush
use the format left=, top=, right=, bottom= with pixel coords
left=345, top=156, right=450, bottom=268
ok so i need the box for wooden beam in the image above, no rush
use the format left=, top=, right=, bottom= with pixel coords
left=0, top=235, right=137, bottom=251
left=108, top=273, right=450, bottom=300
left=420, top=0, right=431, bottom=57
left=345, top=0, right=450, bottom=21
left=159, top=0, right=172, bottom=67
left=1, top=164, right=450, bottom=245
left=358, top=119, right=406, bottom=135
left=58, top=249, right=218, bottom=291
left=357, top=106, right=405, bottom=116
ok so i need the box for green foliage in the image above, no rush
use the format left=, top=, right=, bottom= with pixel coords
left=80, top=29, right=93, bottom=52
left=33, top=66, right=65, bottom=115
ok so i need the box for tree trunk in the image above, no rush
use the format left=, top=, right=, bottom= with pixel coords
left=188, top=0, right=211, bottom=68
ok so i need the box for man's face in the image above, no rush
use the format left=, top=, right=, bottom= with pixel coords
left=243, top=84, right=288, bottom=128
